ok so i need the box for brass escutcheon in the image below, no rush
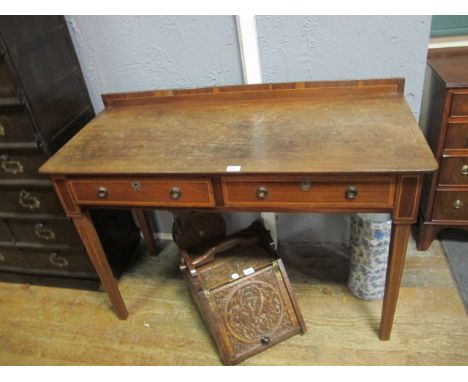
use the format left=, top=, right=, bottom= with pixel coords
left=300, top=180, right=311, bottom=192
left=131, top=180, right=141, bottom=191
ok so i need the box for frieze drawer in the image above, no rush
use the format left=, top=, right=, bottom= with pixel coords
left=68, top=178, right=215, bottom=207
left=8, top=219, right=82, bottom=246
left=221, top=176, right=396, bottom=210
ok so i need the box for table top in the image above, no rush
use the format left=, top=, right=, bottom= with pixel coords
left=40, top=79, right=437, bottom=176
left=428, top=47, right=468, bottom=88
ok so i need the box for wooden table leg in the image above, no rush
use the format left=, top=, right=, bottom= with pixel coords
left=379, top=223, right=411, bottom=340
left=134, top=209, right=158, bottom=256
left=73, top=210, right=128, bottom=319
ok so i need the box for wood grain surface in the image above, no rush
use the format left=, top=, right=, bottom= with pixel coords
left=0, top=237, right=466, bottom=365
left=39, top=80, right=437, bottom=176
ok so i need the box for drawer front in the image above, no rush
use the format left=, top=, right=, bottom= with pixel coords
left=221, top=176, right=396, bottom=209
left=0, top=150, right=48, bottom=179
left=69, top=178, right=215, bottom=207
left=433, top=191, right=468, bottom=221
left=8, top=219, right=82, bottom=246
left=0, top=108, right=36, bottom=143
left=0, top=220, right=12, bottom=242
left=438, top=157, right=468, bottom=185
left=0, top=246, right=30, bottom=270
left=0, top=57, right=19, bottom=99
left=445, top=123, right=468, bottom=150
left=451, top=93, right=468, bottom=117
left=22, top=247, right=95, bottom=276
left=0, top=188, right=64, bottom=215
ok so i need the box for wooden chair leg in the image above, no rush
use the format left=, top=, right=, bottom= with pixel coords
left=134, top=209, right=159, bottom=256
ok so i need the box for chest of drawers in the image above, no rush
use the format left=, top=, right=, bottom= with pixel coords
left=0, top=16, right=140, bottom=288
left=418, top=47, right=468, bottom=250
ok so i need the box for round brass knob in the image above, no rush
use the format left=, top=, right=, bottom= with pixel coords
left=460, top=164, right=468, bottom=176
left=260, top=336, right=270, bottom=345
left=256, top=186, right=269, bottom=200
left=452, top=199, right=463, bottom=209
left=300, top=180, right=311, bottom=192
left=97, top=186, right=108, bottom=198
left=345, top=186, right=359, bottom=200
left=170, top=187, right=182, bottom=200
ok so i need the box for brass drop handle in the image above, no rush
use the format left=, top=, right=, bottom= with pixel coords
left=97, top=186, right=108, bottom=198
left=452, top=199, right=464, bottom=209
left=0, top=155, right=24, bottom=174
left=35, top=222, right=56, bottom=241
left=49, top=252, right=69, bottom=268
left=19, top=190, right=40, bottom=210
left=345, top=186, right=359, bottom=200
left=170, top=187, right=182, bottom=200
left=460, top=164, right=468, bottom=176
left=256, top=186, right=269, bottom=200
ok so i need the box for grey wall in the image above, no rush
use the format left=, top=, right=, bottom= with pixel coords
left=66, top=15, right=432, bottom=243
left=66, top=16, right=244, bottom=112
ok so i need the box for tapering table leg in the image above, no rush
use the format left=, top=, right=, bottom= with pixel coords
left=73, top=211, right=128, bottom=319
left=134, top=209, right=158, bottom=256
left=379, top=223, right=411, bottom=340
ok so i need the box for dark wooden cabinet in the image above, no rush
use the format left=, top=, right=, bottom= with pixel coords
left=0, top=16, right=140, bottom=288
left=418, top=47, right=468, bottom=250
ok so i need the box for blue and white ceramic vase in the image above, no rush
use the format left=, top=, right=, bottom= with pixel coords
left=348, top=213, right=392, bottom=301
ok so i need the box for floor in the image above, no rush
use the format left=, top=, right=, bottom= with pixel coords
left=0, top=235, right=467, bottom=366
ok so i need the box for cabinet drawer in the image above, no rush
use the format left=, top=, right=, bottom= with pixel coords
left=22, top=246, right=95, bottom=276
left=0, top=187, right=64, bottom=215
left=0, top=57, right=19, bottom=99
left=445, top=123, right=468, bottom=150
left=69, top=178, right=215, bottom=207
left=438, top=157, right=468, bottom=185
left=433, top=190, right=468, bottom=221
left=8, top=219, right=82, bottom=246
left=0, top=108, right=36, bottom=143
left=221, top=176, right=396, bottom=210
left=0, top=150, right=48, bottom=179
left=0, top=245, right=29, bottom=271
left=451, top=93, right=468, bottom=117
left=0, top=220, right=12, bottom=242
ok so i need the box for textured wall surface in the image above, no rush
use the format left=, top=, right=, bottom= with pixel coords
left=66, top=15, right=243, bottom=112
left=256, top=15, right=431, bottom=118
left=256, top=15, right=431, bottom=242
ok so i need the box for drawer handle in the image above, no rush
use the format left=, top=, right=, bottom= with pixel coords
left=256, top=186, right=269, bottom=200
left=300, top=180, right=311, bottom=192
left=452, top=199, right=464, bottom=209
left=97, top=186, right=108, bottom=198
left=170, top=187, right=182, bottom=200
left=19, top=190, right=40, bottom=210
left=35, top=223, right=56, bottom=241
left=0, top=155, right=24, bottom=174
left=0, top=253, right=4, bottom=262
left=345, top=186, right=359, bottom=200
left=49, top=252, right=69, bottom=268
left=260, top=336, right=271, bottom=345
left=460, top=164, right=468, bottom=176
left=0, top=123, right=5, bottom=136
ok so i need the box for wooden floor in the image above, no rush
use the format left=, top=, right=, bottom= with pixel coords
left=0, top=235, right=467, bottom=365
